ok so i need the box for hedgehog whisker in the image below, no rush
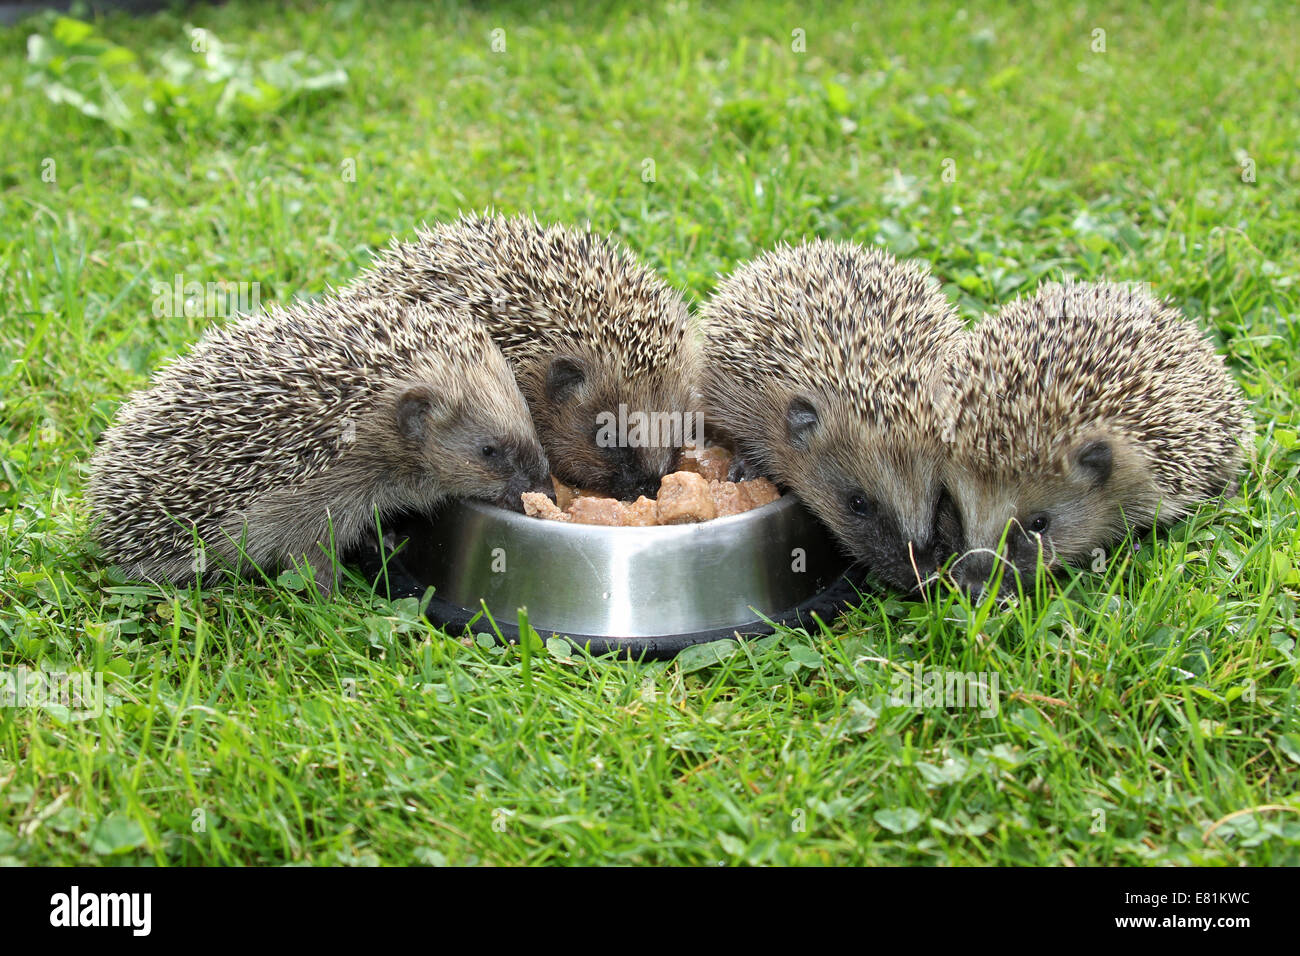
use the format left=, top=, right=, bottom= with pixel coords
left=950, top=545, right=1019, bottom=580
left=919, top=567, right=950, bottom=591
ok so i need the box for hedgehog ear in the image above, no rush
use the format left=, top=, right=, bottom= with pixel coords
left=785, top=396, right=821, bottom=449
left=546, top=356, right=587, bottom=405
left=1075, top=440, right=1113, bottom=486
left=396, top=385, right=452, bottom=443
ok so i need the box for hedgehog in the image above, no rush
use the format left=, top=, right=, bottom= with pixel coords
left=344, top=212, right=701, bottom=500
left=941, top=280, right=1252, bottom=597
left=87, top=296, right=551, bottom=592
left=699, top=239, right=967, bottom=592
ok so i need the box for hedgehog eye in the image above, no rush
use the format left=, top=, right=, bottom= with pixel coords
left=480, top=444, right=499, bottom=459
left=847, top=493, right=873, bottom=518
left=1026, top=512, right=1050, bottom=535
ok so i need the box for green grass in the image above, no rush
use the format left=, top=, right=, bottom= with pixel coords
left=2, top=0, right=1298, bottom=865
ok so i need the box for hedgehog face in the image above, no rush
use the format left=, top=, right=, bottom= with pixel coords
left=946, top=433, right=1155, bottom=597
left=533, top=354, right=689, bottom=499
left=774, top=393, right=951, bottom=592
left=394, top=384, right=552, bottom=512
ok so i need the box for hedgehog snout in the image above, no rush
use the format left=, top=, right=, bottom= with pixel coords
left=486, top=436, right=553, bottom=511
left=497, top=473, right=547, bottom=512
left=500, top=464, right=554, bottom=509
left=947, top=548, right=1031, bottom=601
left=948, top=551, right=996, bottom=596
left=629, top=475, right=663, bottom=501
left=605, top=449, right=667, bottom=501
left=605, top=473, right=657, bottom=502
left=522, top=472, right=557, bottom=502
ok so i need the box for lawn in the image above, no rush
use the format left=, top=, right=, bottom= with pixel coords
left=0, top=0, right=1297, bottom=865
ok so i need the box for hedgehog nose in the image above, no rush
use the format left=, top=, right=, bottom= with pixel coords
left=950, top=553, right=994, bottom=597
left=634, top=478, right=661, bottom=500
left=517, top=443, right=551, bottom=491
left=498, top=468, right=553, bottom=511
left=955, top=572, right=988, bottom=600
left=512, top=470, right=554, bottom=499
left=611, top=464, right=662, bottom=502
left=903, top=551, right=941, bottom=593
left=528, top=476, right=557, bottom=502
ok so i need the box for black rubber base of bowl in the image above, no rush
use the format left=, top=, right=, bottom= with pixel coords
left=346, top=534, right=876, bottom=661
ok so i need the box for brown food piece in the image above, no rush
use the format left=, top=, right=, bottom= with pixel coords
left=738, top=476, right=781, bottom=509
left=522, top=492, right=570, bottom=521
left=524, top=469, right=780, bottom=525
left=677, top=444, right=702, bottom=474
left=624, top=496, right=659, bottom=527
left=656, top=471, right=717, bottom=524
left=710, top=480, right=747, bottom=517
left=679, top=444, right=733, bottom=482
left=567, top=496, right=629, bottom=526
left=551, top=476, right=576, bottom=511
left=551, top=475, right=604, bottom=511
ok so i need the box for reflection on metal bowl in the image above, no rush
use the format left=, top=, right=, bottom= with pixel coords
left=362, top=494, right=868, bottom=659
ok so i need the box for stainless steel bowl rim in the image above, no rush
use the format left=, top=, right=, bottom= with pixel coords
left=466, top=493, right=791, bottom=534
left=417, top=493, right=852, bottom=639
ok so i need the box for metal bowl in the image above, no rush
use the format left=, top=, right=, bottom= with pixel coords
left=377, top=494, right=861, bottom=654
